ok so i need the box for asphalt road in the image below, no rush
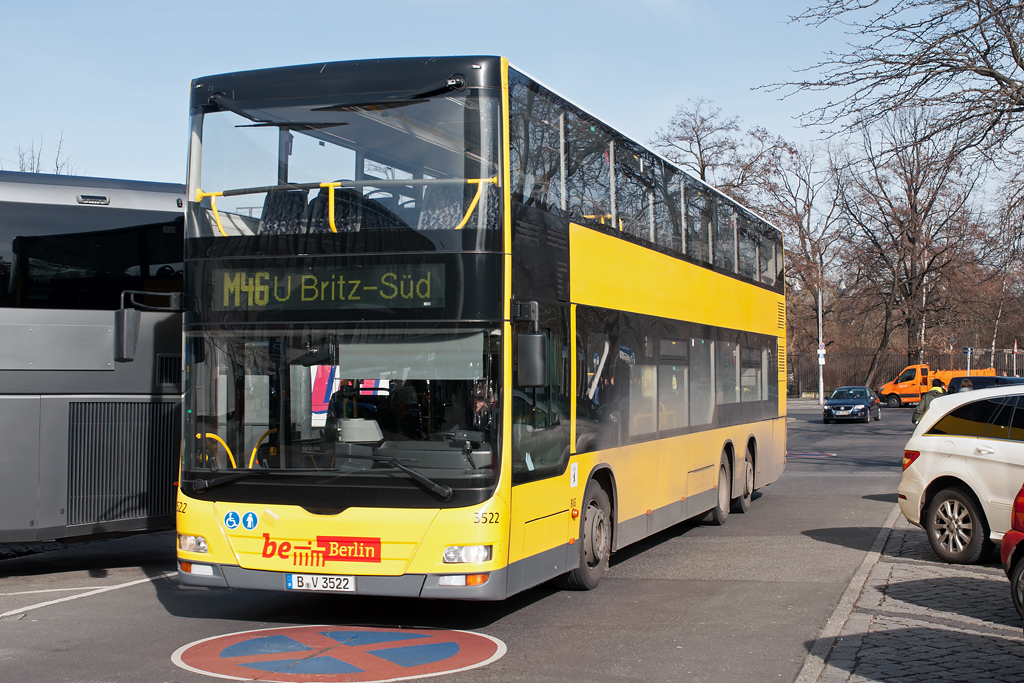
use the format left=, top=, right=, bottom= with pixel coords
left=0, top=400, right=915, bottom=683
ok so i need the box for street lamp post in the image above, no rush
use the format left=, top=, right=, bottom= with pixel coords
left=818, top=288, right=824, bottom=405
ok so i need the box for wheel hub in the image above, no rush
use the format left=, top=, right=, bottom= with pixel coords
left=584, top=503, right=608, bottom=568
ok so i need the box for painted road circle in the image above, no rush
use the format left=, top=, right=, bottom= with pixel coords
left=172, top=625, right=506, bottom=682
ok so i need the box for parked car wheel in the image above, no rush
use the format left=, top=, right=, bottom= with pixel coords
left=886, top=394, right=901, bottom=409
left=1010, top=555, right=1024, bottom=618
left=925, top=487, right=993, bottom=564
left=873, top=407, right=881, bottom=421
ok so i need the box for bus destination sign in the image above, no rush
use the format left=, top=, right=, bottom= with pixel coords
left=211, top=264, right=445, bottom=312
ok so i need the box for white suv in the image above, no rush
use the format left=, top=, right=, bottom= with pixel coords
left=898, top=385, right=1024, bottom=564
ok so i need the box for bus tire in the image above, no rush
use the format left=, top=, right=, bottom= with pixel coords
left=558, top=480, right=611, bottom=590
left=886, top=394, right=901, bottom=409
left=731, top=448, right=754, bottom=513
left=708, top=455, right=731, bottom=526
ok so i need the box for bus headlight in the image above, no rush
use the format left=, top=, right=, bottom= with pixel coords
left=178, top=534, right=209, bottom=553
left=442, top=545, right=492, bottom=563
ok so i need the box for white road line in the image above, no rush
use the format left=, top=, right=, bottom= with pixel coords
left=794, top=503, right=901, bottom=683
left=0, top=587, right=100, bottom=597
left=0, top=573, right=174, bottom=619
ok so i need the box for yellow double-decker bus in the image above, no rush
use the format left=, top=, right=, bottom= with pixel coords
left=175, top=56, right=786, bottom=599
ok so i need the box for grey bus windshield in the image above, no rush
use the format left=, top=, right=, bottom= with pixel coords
left=190, top=91, right=502, bottom=243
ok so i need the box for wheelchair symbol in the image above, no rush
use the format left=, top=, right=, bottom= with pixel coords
left=223, top=511, right=240, bottom=529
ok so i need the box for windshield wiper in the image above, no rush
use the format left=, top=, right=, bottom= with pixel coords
left=340, top=453, right=453, bottom=501
left=191, top=469, right=268, bottom=493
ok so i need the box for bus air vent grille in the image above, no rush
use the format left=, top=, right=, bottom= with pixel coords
left=67, top=402, right=178, bottom=526
left=158, top=354, right=182, bottom=385
left=777, top=301, right=786, bottom=331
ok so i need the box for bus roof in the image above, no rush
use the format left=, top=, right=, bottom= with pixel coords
left=192, top=55, right=782, bottom=242
left=0, top=171, right=184, bottom=213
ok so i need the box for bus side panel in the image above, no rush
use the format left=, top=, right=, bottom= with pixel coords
left=0, top=397, right=40, bottom=542
left=506, top=472, right=573, bottom=595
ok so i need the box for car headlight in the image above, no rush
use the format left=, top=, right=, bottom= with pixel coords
left=854, top=403, right=866, bottom=409
left=442, top=545, right=492, bottom=563
left=178, top=534, right=209, bottom=553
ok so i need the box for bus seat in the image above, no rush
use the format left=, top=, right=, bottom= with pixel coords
left=417, top=184, right=465, bottom=229
left=258, top=189, right=308, bottom=234
left=308, top=187, right=363, bottom=233
left=308, top=188, right=408, bottom=233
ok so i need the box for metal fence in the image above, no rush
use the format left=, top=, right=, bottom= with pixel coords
left=786, top=350, right=1024, bottom=397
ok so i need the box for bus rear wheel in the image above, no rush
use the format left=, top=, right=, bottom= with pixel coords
left=708, top=454, right=731, bottom=525
left=731, top=448, right=754, bottom=513
left=557, top=480, right=611, bottom=590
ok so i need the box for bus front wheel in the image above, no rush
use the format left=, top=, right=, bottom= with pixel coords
left=558, top=480, right=611, bottom=590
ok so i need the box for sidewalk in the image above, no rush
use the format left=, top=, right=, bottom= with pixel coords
left=800, top=509, right=1023, bottom=683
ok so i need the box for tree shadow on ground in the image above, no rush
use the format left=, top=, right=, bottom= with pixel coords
left=884, top=576, right=1021, bottom=627
left=802, top=527, right=883, bottom=552
left=806, top=626, right=1023, bottom=682
left=862, top=493, right=899, bottom=503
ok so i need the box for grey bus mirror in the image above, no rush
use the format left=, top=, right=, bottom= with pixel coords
left=518, top=332, right=547, bottom=387
left=114, top=308, right=141, bottom=363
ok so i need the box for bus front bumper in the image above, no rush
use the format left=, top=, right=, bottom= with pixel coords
left=177, top=561, right=507, bottom=601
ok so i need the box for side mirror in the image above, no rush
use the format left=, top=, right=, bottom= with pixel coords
left=114, top=307, right=141, bottom=363
left=517, top=332, right=547, bottom=387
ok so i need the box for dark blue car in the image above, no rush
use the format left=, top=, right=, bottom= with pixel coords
left=823, top=386, right=882, bottom=423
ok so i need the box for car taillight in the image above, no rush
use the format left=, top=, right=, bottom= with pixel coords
left=1013, top=487, right=1024, bottom=532
left=902, top=451, right=920, bottom=471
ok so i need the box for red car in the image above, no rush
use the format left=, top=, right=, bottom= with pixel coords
left=1000, top=484, right=1024, bottom=617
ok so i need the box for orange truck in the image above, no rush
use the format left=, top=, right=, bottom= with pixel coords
left=878, top=364, right=996, bottom=408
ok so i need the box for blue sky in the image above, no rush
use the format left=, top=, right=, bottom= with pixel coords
left=0, top=0, right=848, bottom=183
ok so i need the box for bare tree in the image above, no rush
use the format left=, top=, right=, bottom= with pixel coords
left=776, top=0, right=1024, bottom=164
left=649, top=98, right=793, bottom=206
left=13, top=131, right=77, bottom=175
left=833, top=109, right=982, bottom=384
left=649, top=98, right=741, bottom=185
left=16, top=136, right=44, bottom=173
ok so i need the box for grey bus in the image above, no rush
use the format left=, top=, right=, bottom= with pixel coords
left=0, top=171, right=184, bottom=544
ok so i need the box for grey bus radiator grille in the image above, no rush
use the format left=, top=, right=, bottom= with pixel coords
left=67, top=402, right=177, bottom=526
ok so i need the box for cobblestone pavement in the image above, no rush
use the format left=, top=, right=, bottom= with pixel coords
left=814, top=512, right=1023, bottom=683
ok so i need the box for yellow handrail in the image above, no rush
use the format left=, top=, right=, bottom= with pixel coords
left=248, top=429, right=278, bottom=468
left=203, top=176, right=500, bottom=235
left=195, top=189, right=228, bottom=236
left=198, top=432, right=236, bottom=469
left=455, top=176, right=499, bottom=230
left=319, top=182, right=341, bottom=233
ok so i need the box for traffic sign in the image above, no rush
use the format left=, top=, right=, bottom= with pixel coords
left=962, top=347, right=973, bottom=355
left=173, top=625, right=507, bottom=682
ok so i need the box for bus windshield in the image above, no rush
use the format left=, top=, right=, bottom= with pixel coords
left=191, top=90, right=502, bottom=244
left=182, top=325, right=501, bottom=506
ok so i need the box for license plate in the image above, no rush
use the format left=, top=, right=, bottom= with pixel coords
left=835, top=410, right=850, bottom=416
left=286, top=573, right=355, bottom=592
